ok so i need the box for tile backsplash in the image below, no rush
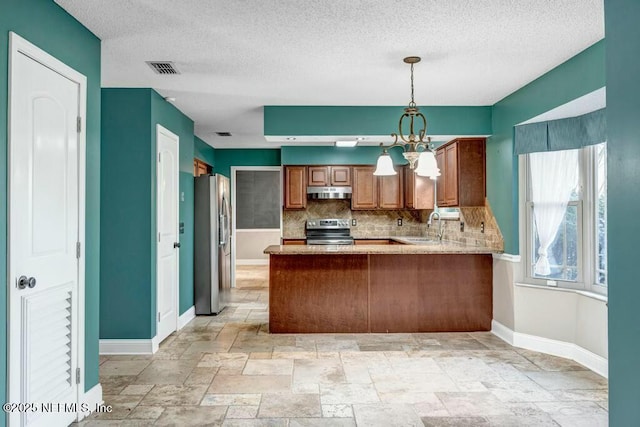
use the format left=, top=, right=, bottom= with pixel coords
left=282, top=200, right=504, bottom=250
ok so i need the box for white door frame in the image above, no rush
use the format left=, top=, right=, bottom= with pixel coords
left=155, top=124, right=180, bottom=347
left=8, top=32, right=87, bottom=421
left=230, top=166, right=282, bottom=287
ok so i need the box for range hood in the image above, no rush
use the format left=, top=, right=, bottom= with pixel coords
left=307, top=186, right=352, bottom=200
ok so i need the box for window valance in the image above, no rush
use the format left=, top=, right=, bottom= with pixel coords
left=514, top=108, right=606, bottom=155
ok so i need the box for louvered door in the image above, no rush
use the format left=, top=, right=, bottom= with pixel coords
left=9, top=33, right=83, bottom=427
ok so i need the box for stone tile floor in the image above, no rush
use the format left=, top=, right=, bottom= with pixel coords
left=79, top=268, right=608, bottom=426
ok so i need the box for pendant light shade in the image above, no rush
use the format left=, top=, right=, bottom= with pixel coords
left=373, top=151, right=397, bottom=176
left=415, top=150, right=440, bottom=179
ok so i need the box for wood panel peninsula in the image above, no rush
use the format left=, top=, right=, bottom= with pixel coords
left=264, top=241, right=497, bottom=334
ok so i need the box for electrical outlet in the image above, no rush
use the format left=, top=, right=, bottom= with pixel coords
left=480, top=221, right=485, bottom=233
left=460, top=222, right=464, bottom=232
left=351, top=218, right=357, bottom=226
left=397, top=218, right=403, bottom=226
left=546, top=280, right=558, bottom=287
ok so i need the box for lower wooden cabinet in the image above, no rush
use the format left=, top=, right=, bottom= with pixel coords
left=282, top=239, right=306, bottom=245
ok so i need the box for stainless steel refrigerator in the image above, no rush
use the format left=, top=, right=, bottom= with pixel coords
left=194, top=174, right=231, bottom=314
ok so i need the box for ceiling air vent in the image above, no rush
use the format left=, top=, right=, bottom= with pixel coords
left=146, top=61, right=180, bottom=75
left=215, top=132, right=232, bottom=137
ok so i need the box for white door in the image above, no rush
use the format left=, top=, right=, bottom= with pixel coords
left=8, top=33, right=86, bottom=427
left=156, top=125, right=179, bottom=344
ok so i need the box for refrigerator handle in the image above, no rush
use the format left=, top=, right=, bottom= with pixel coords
left=219, top=194, right=230, bottom=246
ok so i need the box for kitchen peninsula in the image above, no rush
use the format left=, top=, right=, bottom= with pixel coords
left=264, top=241, right=496, bottom=334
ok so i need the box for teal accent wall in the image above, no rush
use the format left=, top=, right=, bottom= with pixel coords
left=194, top=136, right=215, bottom=166
left=281, top=146, right=409, bottom=166
left=605, top=0, right=640, bottom=423
left=150, top=91, right=196, bottom=315
left=0, top=0, right=102, bottom=405
left=489, top=40, right=606, bottom=254
left=101, top=89, right=195, bottom=340
left=264, top=106, right=492, bottom=136
left=101, top=89, right=154, bottom=339
left=213, top=149, right=281, bottom=178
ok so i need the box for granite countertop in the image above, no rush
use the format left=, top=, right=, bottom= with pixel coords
left=264, top=239, right=499, bottom=255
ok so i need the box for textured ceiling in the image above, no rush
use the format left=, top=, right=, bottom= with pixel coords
left=55, top=0, right=604, bottom=148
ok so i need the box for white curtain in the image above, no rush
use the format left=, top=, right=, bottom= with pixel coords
left=529, top=149, right=579, bottom=275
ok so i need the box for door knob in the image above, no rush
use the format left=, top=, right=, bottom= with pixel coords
left=17, top=276, right=36, bottom=289
left=173, top=242, right=181, bottom=248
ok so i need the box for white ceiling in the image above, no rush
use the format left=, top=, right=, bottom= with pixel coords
left=55, top=0, right=604, bottom=149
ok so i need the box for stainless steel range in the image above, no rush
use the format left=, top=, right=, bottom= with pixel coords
left=305, top=218, right=354, bottom=245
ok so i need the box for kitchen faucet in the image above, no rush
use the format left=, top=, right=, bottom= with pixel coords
left=428, top=211, right=444, bottom=241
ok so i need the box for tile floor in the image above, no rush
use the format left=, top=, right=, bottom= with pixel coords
left=80, top=266, right=608, bottom=426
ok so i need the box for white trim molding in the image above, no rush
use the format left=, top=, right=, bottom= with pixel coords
left=492, top=253, right=521, bottom=263
left=99, top=339, right=158, bottom=355
left=491, top=320, right=608, bottom=378
left=77, top=383, right=103, bottom=422
left=178, top=306, right=196, bottom=330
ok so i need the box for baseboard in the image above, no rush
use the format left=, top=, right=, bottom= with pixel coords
left=491, top=320, right=608, bottom=378
left=99, top=339, right=157, bottom=355
left=77, top=383, right=103, bottom=421
left=491, top=319, right=515, bottom=344
left=236, top=259, right=269, bottom=266
left=178, top=306, right=196, bottom=330
left=492, top=253, right=521, bottom=263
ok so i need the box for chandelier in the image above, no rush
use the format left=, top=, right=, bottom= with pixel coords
left=373, top=56, right=440, bottom=179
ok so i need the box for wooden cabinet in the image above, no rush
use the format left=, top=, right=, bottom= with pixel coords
left=435, top=149, right=445, bottom=206
left=352, top=166, right=403, bottom=210
left=352, top=166, right=378, bottom=209
left=435, top=138, right=486, bottom=207
left=282, top=239, right=306, bottom=245
left=284, top=166, right=307, bottom=209
left=308, top=166, right=329, bottom=186
left=404, top=167, right=435, bottom=210
left=308, top=166, right=351, bottom=186
left=193, top=158, right=211, bottom=177
left=331, top=166, right=351, bottom=185
left=378, top=173, right=404, bottom=209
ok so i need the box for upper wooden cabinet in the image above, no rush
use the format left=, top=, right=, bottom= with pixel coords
left=404, top=167, right=435, bottom=210
left=352, top=166, right=378, bottom=209
left=435, top=138, right=486, bottom=207
left=378, top=172, right=403, bottom=209
left=352, top=166, right=403, bottom=210
left=284, top=166, right=307, bottom=209
left=308, top=166, right=351, bottom=186
left=193, top=158, right=211, bottom=177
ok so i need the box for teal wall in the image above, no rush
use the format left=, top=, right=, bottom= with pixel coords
left=281, top=146, right=409, bottom=166
left=488, top=40, right=606, bottom=254
left=0, top=0, right=102, bottom=408
left=150, top=91, right=196, bottom=315
left=265, top=106, right=492, bottom=136
left=194, top=136, right=215, bottom=166
left=101, top=89, right=195, bottom=339
left=605, top=0, right=640, bottom=423
left=214, top=149, right=281, bottom=177
left=101, top=89, right=154, bottom=339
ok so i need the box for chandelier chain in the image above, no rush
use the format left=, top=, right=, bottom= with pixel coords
left=409, top=62, right=416, bottom=108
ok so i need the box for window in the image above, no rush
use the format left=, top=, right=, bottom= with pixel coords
left=523, top=143, right=607, bottom=294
